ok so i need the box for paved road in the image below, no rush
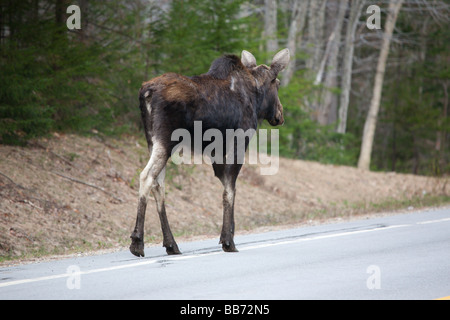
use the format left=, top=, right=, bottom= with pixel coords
left=0, top=207, right=449, bottom=300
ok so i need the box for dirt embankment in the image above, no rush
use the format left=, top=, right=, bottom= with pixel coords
left=0, top=133, right=448, bottom=262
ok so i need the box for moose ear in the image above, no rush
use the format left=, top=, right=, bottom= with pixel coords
left=270, top=48, right=290, bottom=76
left=241, top=50, right=257, bottom=68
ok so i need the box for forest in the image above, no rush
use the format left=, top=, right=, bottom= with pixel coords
left=1, top=0, right=449, bottom=175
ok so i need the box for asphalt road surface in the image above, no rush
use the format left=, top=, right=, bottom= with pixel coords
left=1, top=207, right=449, bottom=300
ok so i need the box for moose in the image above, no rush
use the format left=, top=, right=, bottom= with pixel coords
left=130, top=49, right=290, bottom=257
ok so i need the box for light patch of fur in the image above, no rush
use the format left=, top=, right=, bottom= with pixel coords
left=139, top=141, right=166, bottom=199
left=152, top=167, right=166, bottom=209
left=225, top=187, right=234, bottom=204
left=222, top=177, right=235, bottom=205
left=146, top=101, right=152, bottom=114
left=230, top=77, right=235, bottom=91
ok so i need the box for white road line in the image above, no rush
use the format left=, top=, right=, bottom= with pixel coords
left=239, top=224, right=410, bottom=251
left=0, top=224, right=412, bottom=289
left=0, top=252, right=226, bottom=289
left=416, top=217, right=450, bottom=225
left=0, top=260, right=158, bottom=288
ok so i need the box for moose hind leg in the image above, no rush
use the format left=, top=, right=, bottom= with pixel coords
left=152, top=167, right=181, bottom=255
left=130, top=196, right=147, bottom=257
left=130, top=142, right=168, bottom=257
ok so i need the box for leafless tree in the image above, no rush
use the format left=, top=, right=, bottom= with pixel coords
left=264, top=0, right=278, bottom=54
left=317, top=0, right=348, bottom=125
left=358, top=0, right=404, bottom=171
left=337, top=0, right=366, bottom=134
left=282, top=0, right=308, bottom=87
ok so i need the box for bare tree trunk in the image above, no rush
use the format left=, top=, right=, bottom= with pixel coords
left=79, top=0, right=89, bottom=43
left=306, top=0, right=327, bottom=72
left=337, top=0, right=366, bottom=134
left=314, top=0, right=327, bottom=70
left=0, top=1, right=4, bottom=45
left=314, top=30, right=334, bottom=86
left=55, top=0, right=70, bottom=39
left=305, top=0, right=327, bottom=114
left=264, top=0, right=278, bottom=54
left=436, top=80, right=448, bottom=173
left=306, top=0, right=317, bottom=71
left=55, top=0, right=68, bottom=26
left=317, top=0, right=348, bottom=125
left=281, top=0, right=308, bottom=87
left=358, top=0, right=404, bottom=171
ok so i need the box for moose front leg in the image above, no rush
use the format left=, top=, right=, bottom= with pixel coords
left=214, top=163, right=241, bottom=253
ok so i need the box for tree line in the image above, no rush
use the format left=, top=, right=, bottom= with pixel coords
left=0, top=0, right=448, bottom=175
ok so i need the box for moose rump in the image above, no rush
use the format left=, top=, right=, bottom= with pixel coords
left=130, top=49, right=290, bottom=257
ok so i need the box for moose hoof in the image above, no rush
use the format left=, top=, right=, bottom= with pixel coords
left=130, top=237, right=145, bottom=257
left=165, top=243, right=182, bottom=255
left=222, top=241, right=239, bottom=253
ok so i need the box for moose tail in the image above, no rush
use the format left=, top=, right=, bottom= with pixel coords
left=138, top=84, right=154, bottom=149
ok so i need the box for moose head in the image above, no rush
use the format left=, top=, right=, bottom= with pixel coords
left=241, top=48, right=290, bottom=126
